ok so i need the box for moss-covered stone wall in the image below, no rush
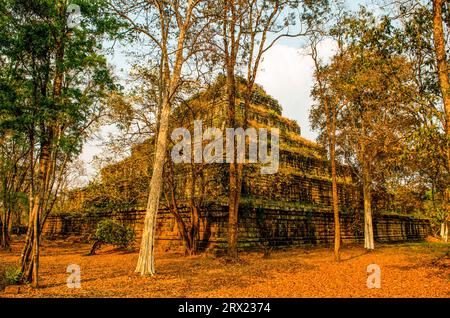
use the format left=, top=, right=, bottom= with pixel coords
left=43, top=204, right=430, bottom=253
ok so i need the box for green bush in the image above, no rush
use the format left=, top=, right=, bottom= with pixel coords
left=94, top=219, right=135, bottom=248
left=5, top=266, right=22, bottom=285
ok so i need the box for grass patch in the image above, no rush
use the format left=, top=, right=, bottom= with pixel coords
left=4, top=266, right=22, bottom=286
left=394, top=242, right=450, bottom=255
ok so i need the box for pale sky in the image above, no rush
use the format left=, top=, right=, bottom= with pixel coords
left=79, top=0, right=370, bottom=182
left=256, top=39, right=338, bottom=140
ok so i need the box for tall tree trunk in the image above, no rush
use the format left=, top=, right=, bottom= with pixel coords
left=164, top=167, right=192, bottom=254
left=441, top=221, right=448, bottom=242
left=189, top=204, right=199, bottom=255
left=226, top=73, right=239, bottom=259
left=228, top=163, right=239, bottom=258
left=1, top=208, right=11, bottom=249
left=227, top=0, right=281, bottom=260
left=135, top=96, right=171, bottom=276
left=1, top=186, right=11, bottom=249
left=0, top=216, right=9, bottom=249
left=229, top=85, right=253, bottom=258
left=311, top=42, right=341, bottom=261
left=6, top=207, right=12, bottom=239
left=362, top=161, right=374, bottom=250
left=330, top=127, right=341, bottom=261
left=134, top=0, right=194, bottom=276
left=0, top=217, right=3, bottom=247
left=20, top=0, right=66, bottom=286
left=220, top=0, right=241, bottom=259
left=32, top=193, right=40, bottom=288
left=5, top=211, right=11, bottom=249
left=20, top=135, right=35, bottom=282
left=432, top=0, right=450, bottom=214
left=189, top=164, right=200, bottom=255
left=22, top=141, right=50, bottom=287
left=173, top=208, right=191, bottom=254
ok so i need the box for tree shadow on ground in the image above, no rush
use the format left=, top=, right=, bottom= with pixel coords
left=340, top=251, right=369, bottom=262
left=85, top=246, right=136, bottom=256
left=42, top=269, right=134, bottom=289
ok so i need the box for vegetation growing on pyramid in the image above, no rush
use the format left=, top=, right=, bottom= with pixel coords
left=55, top=78, right=359, bottom=218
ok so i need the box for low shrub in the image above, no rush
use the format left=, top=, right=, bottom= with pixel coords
left=4, top=266, right=22, bottom=285
left=89, top=219, right=135, bottom=255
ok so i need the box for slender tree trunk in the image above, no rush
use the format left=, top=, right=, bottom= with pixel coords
left=32, top=194, right=40, bottom=288
left=223, top=0, right=279, bottom=256
left=27, top=142, right=50, bottom=287
left=20, top=135, right=35, bottom=282
left=330, top=130, right=341, bottom=261
left=20, top=127, right=53, bottom=285
left=20, top=0, right=66, bottom=286
left=134, top=0, right=195, bottom=276
left=228, top=163, right=239, bottom=258
left=362, top=162, right=374, bottom=250
left=0, top=187, right=11, bottom=249
left=0, top=207, right=11, bottom=249
left=226, top=76, right=239, bottom=259
left=0, top=216, right=9, bottom=249
left=21, top=194, right=38, bottom=283
left=173, top=209, right=192, bottom=255
left=189, top=204, right=199, bottom=254
left=165, top=177, right=192, bottom=254
left=0, top=217, right=3, bottom=247
left=228, top=111, right=246, bottom=259
left=441, top=221, right=448, bottom=242
left=311, top=42, right=342, bottom=261
left=229, top=86, right=252, bottom=257
left=21, top=229, right=34, bottom=282
left=220, top=0, right=241, bottom=259
left=6, top=207, right=12, bottom=239
left=3, top=211, right=11, bottom=249
left=432, top=0, right=450, bottom=214
left=165, top=160, right=194, bottom=254
left=187, top=162, right=199, bottom=255
left=135, top=97, right=171, bottom=276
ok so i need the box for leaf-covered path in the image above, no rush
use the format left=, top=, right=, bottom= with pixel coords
left=1, top=239, right=449, bottom=298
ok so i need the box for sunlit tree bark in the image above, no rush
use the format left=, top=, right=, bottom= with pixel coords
left=432, top=0, right=450, bottom=220
left=108, top=0, right=210, bottom=276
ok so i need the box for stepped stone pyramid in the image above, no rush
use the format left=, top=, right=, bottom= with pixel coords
left=44, top=77, right=430, bottom=251
left=162, top=77, right=360, bottom=210
left=91, top=76, right=360, bottom=211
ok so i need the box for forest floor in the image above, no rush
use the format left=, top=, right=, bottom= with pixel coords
left=0, top=237, right=449, bottom=298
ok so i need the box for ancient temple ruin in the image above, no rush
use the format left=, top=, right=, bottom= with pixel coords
left=44, top=78, right=430, bottom=251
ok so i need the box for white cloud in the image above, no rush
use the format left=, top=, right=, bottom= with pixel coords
left=78, top=40, right=338, bottom=180
left=256, top=39, right=337, bottom=141
left=78, top=124, right=120, bottom=183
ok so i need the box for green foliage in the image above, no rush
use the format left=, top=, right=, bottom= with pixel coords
left=94, top=219, right=135, bottom=248
left=0, top=0, right=126, bottom=253
left=309, top=5, right=449, bottom=222
left=423, top=203, right=448, bottom=236
left=4, top=266, right=22, bottom=285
